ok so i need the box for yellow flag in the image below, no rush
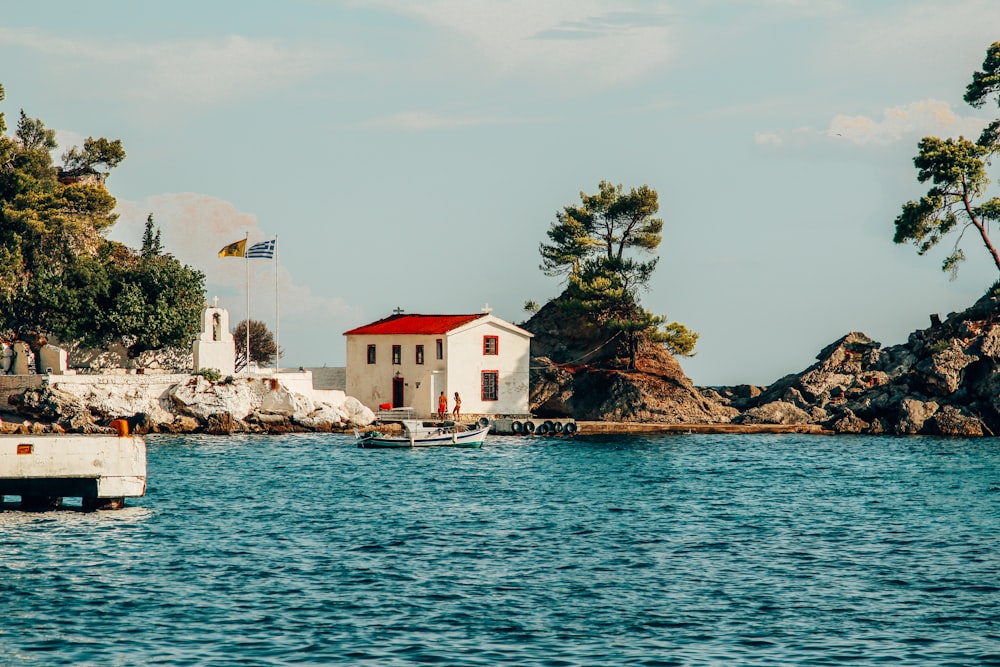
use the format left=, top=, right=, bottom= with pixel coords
left=218, top=239, right=246, bottom=258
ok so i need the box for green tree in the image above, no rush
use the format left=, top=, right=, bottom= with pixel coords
left=540, top=181, right=697, bottom=368
left=106, top=244, right=206, bottom=357
left=234, top=319, right=281, bottom=368
left=141, top=213, right=163, bottom=257
left=0, top=86, right=206, bottom=362
left=895, top=42, right=1000, bottom=278
left=61, top=137, right=126, bottom=177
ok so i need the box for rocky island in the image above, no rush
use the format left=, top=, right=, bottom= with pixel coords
left=526, top=284, right=1000, bottom=437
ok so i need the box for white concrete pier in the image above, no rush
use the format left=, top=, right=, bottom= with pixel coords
left=0, top=431, right=146, bottom=510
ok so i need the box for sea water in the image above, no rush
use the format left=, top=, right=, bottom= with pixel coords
left=1, top=433, right=998, bottom=666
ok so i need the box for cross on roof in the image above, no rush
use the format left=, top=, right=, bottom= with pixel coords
left=392, top=307, right=404, bottom=315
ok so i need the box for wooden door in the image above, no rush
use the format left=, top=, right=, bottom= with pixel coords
left=392, top=377, right=404, bottom=407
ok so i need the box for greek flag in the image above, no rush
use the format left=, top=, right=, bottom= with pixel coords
left=246, top=239, right=276, bottom=259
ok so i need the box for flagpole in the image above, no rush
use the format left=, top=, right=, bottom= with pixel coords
left=245, top=231, right=250, bottom=375
left=274, top=235, right=279, bottom=373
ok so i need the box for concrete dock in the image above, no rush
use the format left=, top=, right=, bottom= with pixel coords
left=492, top=417, right=831, bottom=436
left=0, top=430, right=147, bottom=510
left=574, top=421, right=832, bottom=435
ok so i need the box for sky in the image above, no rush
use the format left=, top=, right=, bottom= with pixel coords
left=2, top=0, right=1000, bottom=386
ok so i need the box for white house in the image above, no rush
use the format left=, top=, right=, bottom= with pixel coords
left=344, top=312, right=533, bottom=418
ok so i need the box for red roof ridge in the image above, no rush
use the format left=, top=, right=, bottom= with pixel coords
left=343, top=313, right=486, bottom=336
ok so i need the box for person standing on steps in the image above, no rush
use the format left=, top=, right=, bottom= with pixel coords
left=438, top=391, right=447, bottom=421
left=452, top=392, right=461, bottom=420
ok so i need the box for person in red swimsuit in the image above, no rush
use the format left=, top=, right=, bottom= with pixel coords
left=438, top=391, right=447, bottom=421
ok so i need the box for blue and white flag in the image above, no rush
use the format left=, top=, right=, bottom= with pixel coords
left=246, top=239, right=276, bottom=259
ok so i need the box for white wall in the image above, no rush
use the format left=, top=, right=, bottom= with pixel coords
left=447, top=319, right=531, bottom=416
left=346, top=333, right=447, bottom=414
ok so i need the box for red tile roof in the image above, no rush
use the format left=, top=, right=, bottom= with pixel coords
left=343, top=314, right=485, bottom=336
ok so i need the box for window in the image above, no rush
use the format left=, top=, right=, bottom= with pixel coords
left=367, top=344, right=376, bottom=364
left=436, top=339, right=443, bottom=360
left=483, top=335, right=499, bottom=355
left=416, top=345, right=424, bottom=365
left=392, top=345, right=401, bottom=365
left=482, top=371, right=498, bottom=401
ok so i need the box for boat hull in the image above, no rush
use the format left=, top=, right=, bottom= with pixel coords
left=357, top=426, right=488, bottom=449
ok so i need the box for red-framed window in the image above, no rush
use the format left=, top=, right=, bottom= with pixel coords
left=481, top=370, right=498, bottom=401
left=436, top=339, right=443, bottom=360
left=392, top=345, right=401, bottom=365
left=367, top=344, right=376, bottom=364
left=416, top=345, right=424, bottom=365
left=483, top=335, right=499, bottom=355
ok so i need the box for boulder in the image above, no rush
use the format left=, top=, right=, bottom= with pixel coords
left=733, top=400, right=811, bottom=425
left=7, top=386, right=100, bottom=433
left=830, top=409, right=869, bottom=434
left=896, top=398, right=939, bottom=435
left=54, top=378, right=176, bottom=425
left=927, top=405, right=987, bottom=437
left=205, top=412, right=241, bottom=435
left=291, top=404, right=342, bottom=431
left=170, top=375, right=259, bottom=421
left=260, top=383, right=315, bottom=416
left=340, top=396, right=376, bottom=427
left=978, top=324, right=1000, bottom=359
left=161, top=415, right=201, bottom=433
left=915, top=344, right=978, bottom=396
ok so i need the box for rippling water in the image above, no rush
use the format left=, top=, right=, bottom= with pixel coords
left=1, top=433, right=999, bottom=666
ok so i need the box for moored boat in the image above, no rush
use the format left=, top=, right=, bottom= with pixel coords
left=357, top=419, right=490, bottom=448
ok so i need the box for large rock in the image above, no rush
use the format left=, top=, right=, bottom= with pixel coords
left=914, top=343, right=978, bottom=396
left=55, top=378, right=177, bottom=426
left=732, top=288, right=1000, bottom=436
left=895, top=398, right=938, bottom=435
left=529, top=347, right=736, bottom=423
left=340, top=397, right=376, bottom=427
left=7, top=386, right=101, bottom=433
left=927, top=406, right=987, bottom=437
left=170, top=375, right=260, bottom=421
left=734, top=400, right=812, bottom=425
left=755, top=332, right=882, bottom=410
left=829, top=409, right=870, bottom=434
left=978, top=324, right=1000, bottom=359
left=523, top=298, right=737, bottom=423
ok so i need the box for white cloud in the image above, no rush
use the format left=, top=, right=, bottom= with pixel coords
left=358, top=109, right=551, bottom=131
left=753, top=131, right=784, bottom=147
left=826, top=99, right=986, bottom=145
left=0, top=27, right=331, bottom=109
left=756, top=99, right=988, bottom=148
left=365, top=0, right=678, bottom=88
left=112, top=193, right=363, bottom=365
left=814, top=1, right=1000, bottom=88
left=111, top=193, right=357, bottom=324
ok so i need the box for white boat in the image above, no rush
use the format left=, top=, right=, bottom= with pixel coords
left=356, top=419, right=490, bottom=448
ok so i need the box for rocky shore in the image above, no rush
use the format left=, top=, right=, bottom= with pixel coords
left=708, top=288, right=1000, bottom=436
left=526, top=285, right=1000, bottom=437
left=9, top=288, right=1000, bottom=438
left=0, top=373, right=375, bottom=436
